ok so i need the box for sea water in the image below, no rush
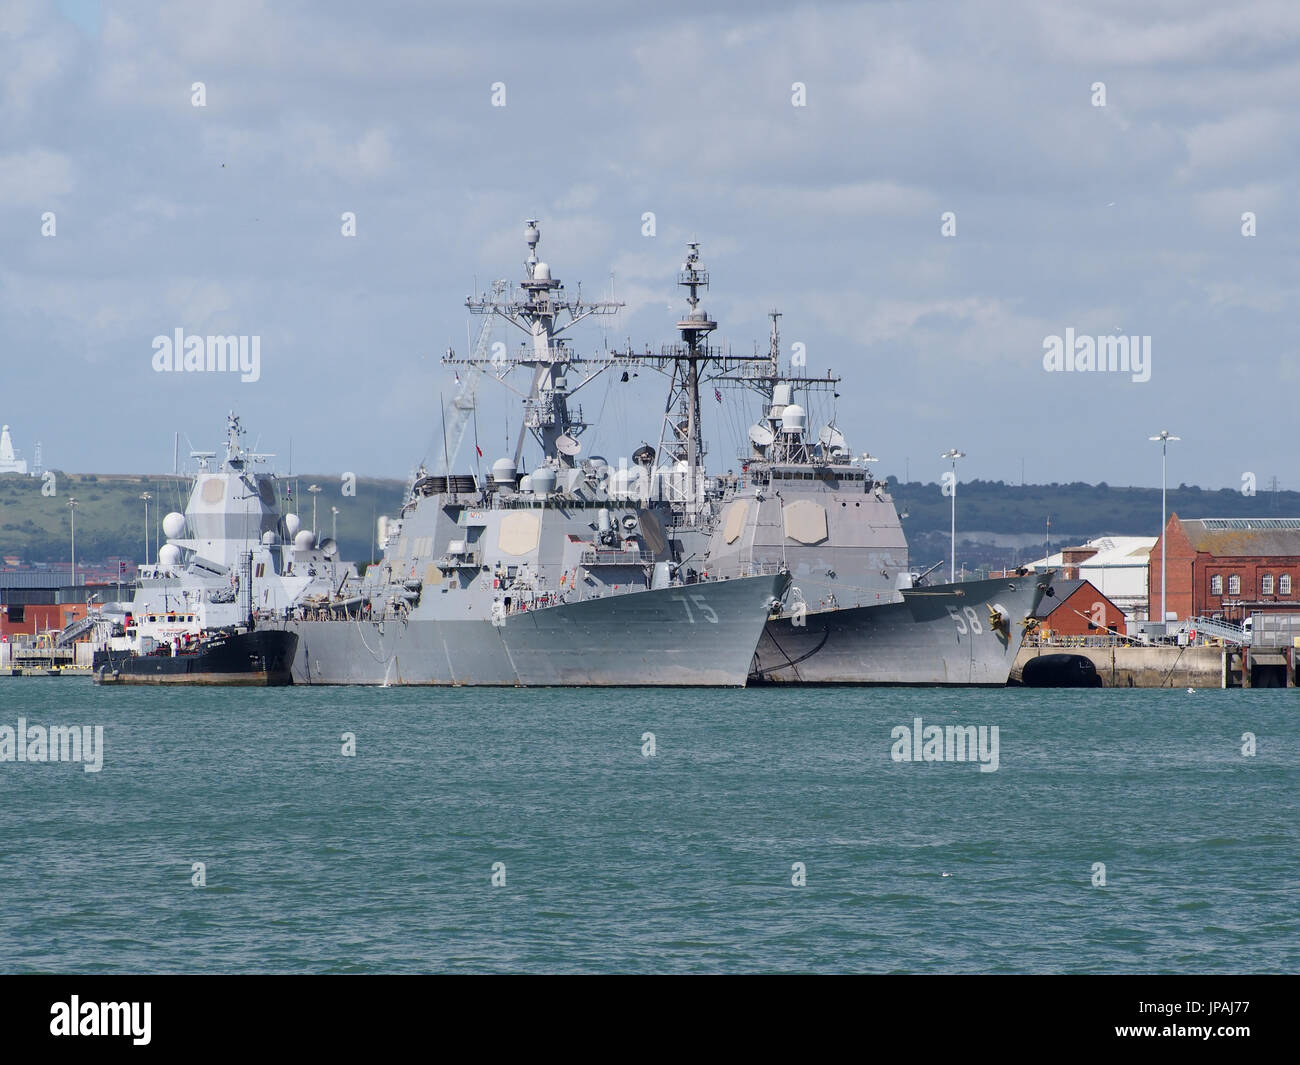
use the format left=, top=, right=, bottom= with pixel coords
left=0, top=681, right=1294, bottom=973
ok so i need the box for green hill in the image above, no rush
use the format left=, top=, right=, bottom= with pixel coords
left=0, top=473, right=407, bottom=567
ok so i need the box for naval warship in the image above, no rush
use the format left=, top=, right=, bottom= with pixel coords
left=68, top=412, right=353, bottom=656
left=702, top=311, right=1051, bottom=684
left=278, top=221, right=788, bottom=686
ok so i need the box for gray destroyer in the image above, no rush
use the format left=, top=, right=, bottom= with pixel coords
left=702, top=313, right=1051, bottom=684
left=280, top=221, right=788, bottom=686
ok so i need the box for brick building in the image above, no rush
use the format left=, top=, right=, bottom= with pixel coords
left=1149, top=515, right=1300, bottom=623
left=0, top=601, right=90, bottom=641
left=1033, top=579, right=1127, bottom=637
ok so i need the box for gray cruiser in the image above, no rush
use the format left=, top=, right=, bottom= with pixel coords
left=280, top=221, right=788, bottom=686
left=703, top=313, right=1051, bottom=685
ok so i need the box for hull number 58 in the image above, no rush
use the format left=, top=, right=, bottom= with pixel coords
left=946, top=604, right=983, bottom=635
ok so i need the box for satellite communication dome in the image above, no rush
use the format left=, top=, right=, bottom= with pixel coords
left=284, top=513, right=302, bottom=537
left=293, top=529, right=316, bottom=551
left=162, top=512, right=186, bottom=539
left=492, top=457, right=517, bottom=485
left=518, top=475, right=534, bottom=494
left=531, top=467, right=558, bottom=495
left=261, top=531, right=279, bottom=545
left=534, top=262, right=551, bottom=280
left=158, top=543, right=182, bottom=566
left=781, top=404, right=807, bottom=433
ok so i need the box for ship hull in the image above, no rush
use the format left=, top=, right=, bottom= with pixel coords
left=285, top=574, right=788, bottom=687
left=752, top=575, right=1050, bottom=685
left=92, top=630, right=298, bottom=686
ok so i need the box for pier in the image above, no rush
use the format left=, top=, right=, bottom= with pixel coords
left=1012, top=637, right=1297, bottom=688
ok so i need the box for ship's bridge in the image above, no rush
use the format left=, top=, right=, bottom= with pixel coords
left=761, top=465, right=870, bottom=487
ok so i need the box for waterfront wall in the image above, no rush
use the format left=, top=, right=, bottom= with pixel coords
left=1013, top=644, right=1296, bottom=688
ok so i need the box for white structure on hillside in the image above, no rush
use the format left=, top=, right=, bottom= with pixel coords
left=0, top=425, right=28, bottom=475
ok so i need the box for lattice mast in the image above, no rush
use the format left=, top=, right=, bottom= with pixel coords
left=452, top=220, right=623, bottom=469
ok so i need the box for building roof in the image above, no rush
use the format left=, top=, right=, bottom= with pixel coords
left=1023, top=535, right=1156, bottom=572
left=1034, top=579, right=1086, bottom=618
left=1179, top=518, right=1300, bottom=557
left=1033, top=578, right=1123, bottom=620
left=1078, top=536, right=1156, bottom=568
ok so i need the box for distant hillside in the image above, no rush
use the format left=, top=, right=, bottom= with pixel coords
left=2, top=472, right=1295, bottom=573
left=0, top=473, right=407, bottom=566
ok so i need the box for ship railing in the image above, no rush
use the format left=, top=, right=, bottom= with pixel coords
left=497, top=590, right=567, bottom=617
left=1024, top=633, right=1235, bottom=649
left=580, top=549, right=655, bottom=566
left=437, top=551, right=480, bottom=570
left=732, top=561, right=785, bottom=578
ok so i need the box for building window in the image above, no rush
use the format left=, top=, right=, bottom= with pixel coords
left=1282, top=574, right=1293, bottom=596
left=1228, top=575, right=1241, bottom=595
left=1262, top=574, right=1274, bottom=595
left=1210, top=574, right=1223, bottom=595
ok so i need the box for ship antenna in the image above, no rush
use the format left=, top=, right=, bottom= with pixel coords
left=768, top=309, right=782, bottom=380
left=439, top=391, right=450, bottom=477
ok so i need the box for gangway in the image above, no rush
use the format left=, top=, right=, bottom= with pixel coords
left=1184, top=616, right=1250, bottom=646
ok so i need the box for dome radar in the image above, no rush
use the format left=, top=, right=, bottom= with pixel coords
left=491, top=457, right=517, bottom=486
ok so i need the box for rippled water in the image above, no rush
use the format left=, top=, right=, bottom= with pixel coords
left=0, top=679, right=1294, bottom=973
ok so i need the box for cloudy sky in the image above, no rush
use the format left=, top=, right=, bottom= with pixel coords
left=1, top=0, right=1296, bottom=491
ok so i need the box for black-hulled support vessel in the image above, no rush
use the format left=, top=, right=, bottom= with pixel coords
left=93, top=628, right=297, bottom=686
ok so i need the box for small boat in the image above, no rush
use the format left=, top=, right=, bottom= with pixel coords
left=92, top=608, right=296, bottom=686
